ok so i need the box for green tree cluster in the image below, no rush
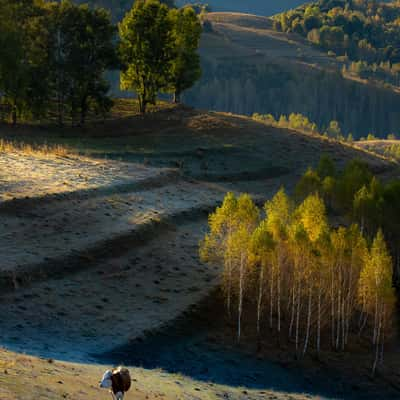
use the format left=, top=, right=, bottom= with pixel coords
left=295, top=156, right=400, bottom=288
left=273, top=0, right=400, bottom=65
left=200, top=188, right=395, bottom=373
left=344, top=60, right=400, bottom=89
left=0, top=0, right=116, bottom=125
left=70, top=0, right=176, bottom=21
left=253, top=112, right=348, bottom=141
left=0, top=0, right=202, bottom=123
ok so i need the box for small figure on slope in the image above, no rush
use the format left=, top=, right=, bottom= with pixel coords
left=100, top=366, right=131, bottom=400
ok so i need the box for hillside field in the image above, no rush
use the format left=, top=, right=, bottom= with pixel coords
left=0, top=102, right=399, bottom=399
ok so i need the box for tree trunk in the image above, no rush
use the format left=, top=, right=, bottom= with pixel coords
left=226, top=256, right=232, bottom=318
left=380, top=306, right=385, bottom=364
left=237, top=252, right=245, bottom=342
left=373, top=293, right=379, bottom=345
left=336, top=270, right=342, bottom=350
left=331, top=267, right=335, bottom=348
left=270, top=265, right=274, bottom=329
left=303, top=287, right=312, bottom=356
left=345, top=254, right=354, bottom=346
left=317, top=285, right=321, bottom=354
left=256, top=264, right=264, bottom=336
left=173, top=91, right=180, bottom=104
left=295, top=280, right=301, bottom=354
left=341, top=299, right=346, bottom=351
left=57, top=94, right=64, bottom=126
left=372, top=306, right=382, bottom=376
left=226, top=225, right=232, bottom=318
left=80, top=96, right=88, bottom=126
left=289, top=284, right=296, bottom=338
left=277, top=260, right=281, bottom=337
left=11, top=101, right=17, bottom=126
left=138, top=95, right=147, bottom=114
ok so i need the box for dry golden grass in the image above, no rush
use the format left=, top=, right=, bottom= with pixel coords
left=0, top=348, right=316, bottom=400
left=0, top=139, right=70, bottom=157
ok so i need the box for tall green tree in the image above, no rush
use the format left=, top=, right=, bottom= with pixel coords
left=168, top=6, right=201, bottom=103
left=0, top=0, right=48, bottom=124
left=46, top=0, right=116, bottom=125
left=119, top=0, right=174, bottom=113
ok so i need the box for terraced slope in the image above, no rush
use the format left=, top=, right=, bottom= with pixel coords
left=0, top=108, right=398, bottom=399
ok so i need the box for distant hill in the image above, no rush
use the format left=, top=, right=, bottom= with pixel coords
left=183, top=12, right=400, bottom=139
left=178, top=0, right=306, bottom=16
left=73, top=0, right=306, bottom=20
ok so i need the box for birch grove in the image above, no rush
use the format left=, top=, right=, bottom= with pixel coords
left=200, top=189, right=396, bottom=373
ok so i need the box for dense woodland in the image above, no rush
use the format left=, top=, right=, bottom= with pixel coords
left=0, top=0, right=201, bottom=124
left=275, top=0, right=400, bottom=63
left=274, top=0, right=400, bottom=86
left=185, top=59, right=400, bottom=139
left=184, top=1, right=400, bottom=138
left=70, top=0, right=176, bottom=21
left=65, top=0, right=308, bottom=18
left=201, top=157, right=400, bottom=373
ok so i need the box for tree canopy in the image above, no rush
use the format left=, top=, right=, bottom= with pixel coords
left=200, top=172, right=397, bottom=371
left=0, top=0, right=202, bottom=123
left=119, top=0, right=202, bottom=113
left=274, top=0, right=400, bottom=65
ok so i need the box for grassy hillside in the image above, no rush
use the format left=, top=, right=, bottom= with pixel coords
left=183, top=12, right=400, bottom=139
left=71, top=0, right=306, bottom=20
left=178, top=0, right=305, bottom=16
left=0, top=348, right=322, bottom=400
left=0, top=103, right=399, bottom=399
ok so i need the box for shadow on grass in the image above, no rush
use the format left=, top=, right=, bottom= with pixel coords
left=94, top=297, right=341, bottom=399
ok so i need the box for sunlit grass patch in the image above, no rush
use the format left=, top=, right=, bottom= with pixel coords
left=0, top=139, right=70, bottom=157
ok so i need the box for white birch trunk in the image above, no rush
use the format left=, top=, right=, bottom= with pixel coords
left=289, top=284, right=296, bottom=338
left=303, top=287, right=312, bottom=356
left=256, top=264, right=264, bottom=335
left=331, top=267, right=335, bottom=348
left=317, top=285, right=321, bottom=354
left=295, top=280, right=301, bottom=354
left=237, top=253, right=245, bottom=342
left=277, top=264, right=281, bottom=335
left=372, top=305, right=382, bottom=376
left=270, top=265, right=274, bottom=329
